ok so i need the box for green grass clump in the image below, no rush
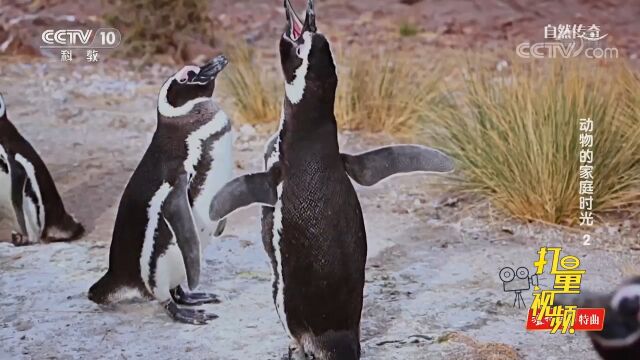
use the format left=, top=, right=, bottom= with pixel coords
left=399, top=23, right=420, bottom=37
left=424, top=59, right=640, bottom=225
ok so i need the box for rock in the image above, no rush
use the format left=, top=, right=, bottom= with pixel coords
left=14, top=320, right=34, bottom=332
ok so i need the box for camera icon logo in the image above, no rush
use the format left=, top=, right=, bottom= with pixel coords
left=499, top=266, right=539, bottom=308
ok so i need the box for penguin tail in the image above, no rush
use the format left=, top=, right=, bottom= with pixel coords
left=88, top=272, right=118, bottom=305
left=45, top=213, right=85, bottom=243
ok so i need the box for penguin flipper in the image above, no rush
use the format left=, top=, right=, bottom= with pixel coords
left=210, top=164, right=281, bottom=222
left=341, top=145, right=454, bottom=187
left=163, top=174, right=201, bottom=290
left=8, top=156, right=29, bottom=238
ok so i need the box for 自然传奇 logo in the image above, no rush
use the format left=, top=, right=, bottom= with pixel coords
left=516, top=24, right=618, bottom=59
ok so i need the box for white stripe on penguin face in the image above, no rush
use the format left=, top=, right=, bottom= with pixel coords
left=140, top=182, right=173, bottom=294
left=157, top=66, right=211, bottom=118
left=285, top=32, right=313, bottom=104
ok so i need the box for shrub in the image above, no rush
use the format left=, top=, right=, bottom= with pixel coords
left=424, top=59, right=640, bottom=225
left=335, top=53, right=442, bottom=136
left=399, top=23, right=420, bottom=37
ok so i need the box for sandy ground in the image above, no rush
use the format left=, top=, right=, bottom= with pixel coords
left=0, top=59, right=638, bottom=360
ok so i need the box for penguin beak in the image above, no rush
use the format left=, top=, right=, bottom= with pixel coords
left=284, top=0, right=304, bottom=41
left=302, top=0, right=317, bottom=33
left=193, top=55, right=228, bottom=84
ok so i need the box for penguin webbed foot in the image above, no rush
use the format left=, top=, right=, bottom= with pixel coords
left=170, top=285, right=221, bottom=306
left=11, top=231, right=33, bottom=246
left=163, top=299, right=218, bottom=325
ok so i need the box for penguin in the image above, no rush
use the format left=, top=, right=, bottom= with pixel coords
left=556, top=277, right=640, bottom=360
left=208, top=1, right=454, bottom=358
left=0, top=92, right=84, bottom=246
left=88, top=56, right=231, bottom=325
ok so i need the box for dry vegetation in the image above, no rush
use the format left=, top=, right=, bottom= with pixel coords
left=335, top=52, right=442, bottom=135
left=218, top=39, right=281, bottom=125
left=103, top=0, right=215, bottom=62
left=425, top=59, right=640, bottom=225
left=220, top=39, right=640, bottom=225
left=220, top=41, right=443, bottom=136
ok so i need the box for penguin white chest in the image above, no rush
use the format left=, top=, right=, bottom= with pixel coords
left=155, top=235, right=187, bottom=291
left=0, top=169, right=15, bottom=222
left=185, top=111, right=233, bottom=240
left=140, top=183, right=187, bottom=298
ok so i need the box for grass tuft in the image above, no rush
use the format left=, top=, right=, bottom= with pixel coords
left=336, top=53, right=442, bottom=136
left=399, top=23, right=420, bottom=37
left=218, top=43, right=443, bottom=136
left=424, top=59, right=640, bottom=225
left=218, top=40, right=281, bottom=124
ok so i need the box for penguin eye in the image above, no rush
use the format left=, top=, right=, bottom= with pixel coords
left=178, top=77, right=187, bottom=84
left=296, top=47, right=302, bottom=58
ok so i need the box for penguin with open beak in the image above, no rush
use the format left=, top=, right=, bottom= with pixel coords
left=209, top=1, right=453, bottom=358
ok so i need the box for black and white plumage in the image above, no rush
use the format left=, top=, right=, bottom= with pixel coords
left=0, top=92, right=84, bottom=246
left=209, top=1, right=453, bottom=358
left=88, top=56, right=232, bottom=325
left=557, top=277, right=640, bottom=360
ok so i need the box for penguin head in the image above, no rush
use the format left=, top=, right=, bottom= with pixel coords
left=554, top=277, right=640, bottom=354
left=590, top=277, right=640, bottom=350
left=280, top=0, right=337, bottom=105
left=609, top=278, right=640, bottom=327
left=157, top=55, right=228, bottom=118
left=0, top=92, right=6, bottom=119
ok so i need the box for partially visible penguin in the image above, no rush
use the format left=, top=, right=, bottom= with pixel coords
left=0, top=92, right=84, bottom=246
left=556, top=277, right=640, bottom=360
left=209, top=1, right=454, bottom=358
left=88, top=56, right=231, bottom=325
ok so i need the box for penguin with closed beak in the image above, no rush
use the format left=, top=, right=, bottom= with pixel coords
left=88, top=56, right=231, bottom=325
left=0, top=92, right=84, bottom=246
left=557, top=277, right=640, bottom=360
left=209, top=1, right=454, bottom=358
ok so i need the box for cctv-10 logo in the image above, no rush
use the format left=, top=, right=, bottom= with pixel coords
left=41, top=28, right=121, bottom=49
